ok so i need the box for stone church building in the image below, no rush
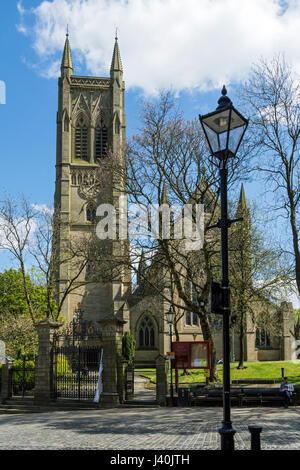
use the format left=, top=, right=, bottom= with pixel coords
left=54, top=34, right=295, bottom=369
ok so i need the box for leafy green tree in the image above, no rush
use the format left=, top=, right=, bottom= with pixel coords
left=122, top=332, right=136, bottom=365
left=0, top=268, right=49, bottom=358
left=294, top=308, right=300, bottom=340
left=0, top=268, right=47, bottom=321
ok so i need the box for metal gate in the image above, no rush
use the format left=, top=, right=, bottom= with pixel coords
left=125, top=363, right=134, bottom=401
left=51, top=305, right=102, bottom=401
left=10, top=357, right=35, bottom=398
left=51, top=342, right=102, bottom=400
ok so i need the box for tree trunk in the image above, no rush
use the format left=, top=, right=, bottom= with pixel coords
left=238, top=309, right=245, bottom=369
left=199, top=314, right=219, bottom=382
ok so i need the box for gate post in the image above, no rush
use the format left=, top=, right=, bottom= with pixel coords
left=98, top=319, right=125, bottom=407
left=1, top=359, right=14, bottom=404
left=34, top=319, right=61, bottom=406
left=118, top=359, right=128, bottom=404
left=156, top=354, right=169, bottom=406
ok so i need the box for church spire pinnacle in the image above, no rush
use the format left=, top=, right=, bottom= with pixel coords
left=162, top=182, right=169, bottom=205
left=110, top=33, right=123, bottom=75
left=137, top=250, right=147, bottom=286
left=238, top=183, right=248, bottom=210
left=61, top=32, right=73, bottom=77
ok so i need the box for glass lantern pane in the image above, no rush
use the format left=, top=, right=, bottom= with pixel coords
left=202, top=122, right=219, bottom=154
left=219, top=130, right=228, bottom=152
left=228, top=124, right=246, bottom=154
left=229, top=108, right=246, bottom=131
left=203, top=108, right=231, bottom=134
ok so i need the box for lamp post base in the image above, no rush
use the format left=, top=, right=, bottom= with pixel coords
left=219, top=426, right=236, bottom=450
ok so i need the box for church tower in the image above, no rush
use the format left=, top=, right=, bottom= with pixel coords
left=54, top=33, right=130, bottom=325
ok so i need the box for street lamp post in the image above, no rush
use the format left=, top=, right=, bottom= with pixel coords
left=166, top=305, right=175, bottom=403
left=199, top=86, right=248, bottom=450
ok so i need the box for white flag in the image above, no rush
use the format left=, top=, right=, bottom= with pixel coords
left=93, top=349, right=103, bottom=403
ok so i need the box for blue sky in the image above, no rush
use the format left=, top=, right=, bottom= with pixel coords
left=0, top=0, right=299, bottom=306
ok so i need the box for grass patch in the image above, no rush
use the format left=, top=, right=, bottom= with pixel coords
left=139, top=361, right=300, bottom=385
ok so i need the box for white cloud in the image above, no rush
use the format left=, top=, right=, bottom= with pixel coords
left=18, top=0, right=300, bottom=94
left=32, top=204, right=53, bottom=216
left=16, top=24, right=27, bottom=34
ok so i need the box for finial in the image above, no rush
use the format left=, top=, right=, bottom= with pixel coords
left=216, top=84, right=232, bottom=110
left=115, top=24, right=118, bottom=40
left=66, top=21, right=69, bottom=37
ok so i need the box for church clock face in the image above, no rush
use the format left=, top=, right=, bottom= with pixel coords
left=78, top=171, right=102, bottom=200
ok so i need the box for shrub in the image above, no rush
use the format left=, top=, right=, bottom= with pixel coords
left=56, top=355, right=70, bottom=377
left=11, top=359, right=35, bottom=393
left=122, top=332, right=136, bottom=365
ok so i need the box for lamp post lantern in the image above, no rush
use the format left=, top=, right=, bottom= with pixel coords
left=166, top=304, right=175, bottom=403
left=199, top=86, right=248, bottom=450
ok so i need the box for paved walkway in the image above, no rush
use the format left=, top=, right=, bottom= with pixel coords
left=133, top=372, right=156, bottom=401
left=0, top=406, right=300, bottom=450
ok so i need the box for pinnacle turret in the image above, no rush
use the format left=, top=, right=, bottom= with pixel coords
left=161, top=182, right=169, bottom=205
left=238, top=184, right=249, bottom=211
left=110, top=36, right=123, bottom=75
left=61, top=33, right=73, bottom=76
left=137, top=250, right=147, bottom=286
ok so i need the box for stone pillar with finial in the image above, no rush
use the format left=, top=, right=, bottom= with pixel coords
left=34, top=319, right=61, bottom=405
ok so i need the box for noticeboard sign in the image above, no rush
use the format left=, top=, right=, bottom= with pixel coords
left=165, top=352, right=175, bottom=359
left=172, top=341, right=211, bottom=369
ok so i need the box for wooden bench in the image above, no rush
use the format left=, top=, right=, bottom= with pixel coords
left=191, top=389, right=243, bottom=406
left=190, top=387, right=296, bottom=407
left=240, top=388, right=296, bottom=407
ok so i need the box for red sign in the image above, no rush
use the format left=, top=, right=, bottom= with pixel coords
left=172, top=341, right=211, bottom=369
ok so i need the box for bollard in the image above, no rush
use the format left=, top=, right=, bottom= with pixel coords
left=248, top=426, right=263, bottom=450
left=219, top=428, right=236, bottom=450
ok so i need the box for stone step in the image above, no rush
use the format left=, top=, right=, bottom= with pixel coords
left=0, top=408, right=35, bottom=414
left=120, top=404, right=160, bottom=409
left=124, top=400, right=158, bottom=406
left=0, top=402, right=102, bottom=412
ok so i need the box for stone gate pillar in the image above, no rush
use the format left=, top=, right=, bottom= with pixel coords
left=156, top=354, right=168, bottom=406
left=98, top=319, right=125, bottom=407
left=281, top=302, right=295, bottom=360
left=34, top=319, right=61, bottom=406
left=1, top=359, right=14, bottom=404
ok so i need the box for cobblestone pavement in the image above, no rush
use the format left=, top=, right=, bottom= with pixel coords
left=0, top=406, right=300, bottom=450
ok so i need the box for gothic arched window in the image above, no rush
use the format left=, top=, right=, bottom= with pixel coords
left=86, top=203, right=97, bottom=223
left=255, top=326, right=271, bottom=349
left=75, top=113, right=89, bottom=160
left=138, top=315, right=155, bottom=349
left=95, top=118, right=108, bottom=159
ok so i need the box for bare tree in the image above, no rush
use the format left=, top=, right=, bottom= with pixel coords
left=229, top=199, right=292, bottom=368
left=0, top=195, right=96, bottom=322
left=240, top=55, right=300, bottom=297
left=116, top=91, right=253, bottom=381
